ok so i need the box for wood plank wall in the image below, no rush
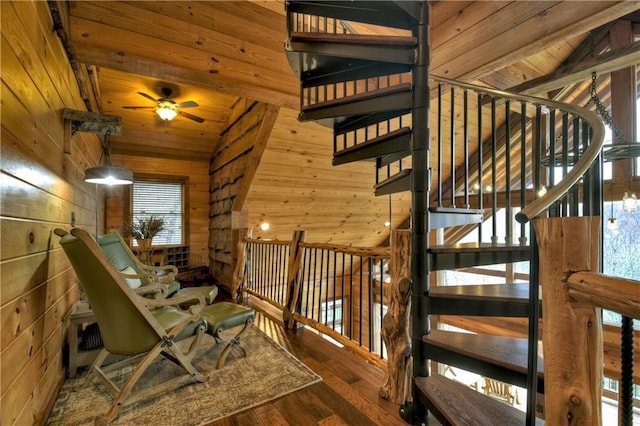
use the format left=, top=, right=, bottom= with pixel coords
left=1, top=1, right=104, bottom=424
left=208, top=100, right=279, bottom=292
left=105, top=155, right=211, bottom=267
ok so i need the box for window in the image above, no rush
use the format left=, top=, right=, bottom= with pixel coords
left=130, top=177, right=187, bottom=246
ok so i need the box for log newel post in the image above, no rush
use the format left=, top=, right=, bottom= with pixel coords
left=283, top=230, right=306, bottom=329
left=231, top=227, right=252, bottom=302
left=380, top=230, right=412, bottom=404
left=533, top=216, right=602, bottom=426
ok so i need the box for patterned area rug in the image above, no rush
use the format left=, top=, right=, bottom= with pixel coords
left=47, top=326, right=322, bottom=425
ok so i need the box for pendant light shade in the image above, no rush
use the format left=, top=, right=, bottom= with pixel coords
left=84, top=165, right=133, bottom=185
left=622, top=191, right=638, bottom=213
left=84, top=130, right=133, bottom=185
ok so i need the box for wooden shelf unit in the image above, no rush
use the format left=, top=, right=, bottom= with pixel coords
left=163, top=245, right=190, bottom=268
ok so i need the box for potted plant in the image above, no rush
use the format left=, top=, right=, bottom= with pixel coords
left=124, top=215, right=165, bottom=263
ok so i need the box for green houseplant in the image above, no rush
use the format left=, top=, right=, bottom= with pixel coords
left=124, top=215, right=165, bottom=264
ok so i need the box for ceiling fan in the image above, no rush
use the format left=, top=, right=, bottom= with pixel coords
left=122, top=88, right=205, bottom=123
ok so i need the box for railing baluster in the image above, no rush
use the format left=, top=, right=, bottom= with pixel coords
left=312, top=248, right=318, bottom=321
left=437, top=83, right=443, bottom=207
left=520, top=102, right=527, bottom=244
left=450, top=86, right=456, bottom=207
left=305, top=248, right=312, bottom=316
left=491, top=97, right=498, bottom=244
left=505, top=101, right=512, bottom=244
left=333, top=250, right=337, bottom=330
left=463, top=89, right=469, bottom=208
left=571, top=116, right=580, bottom=217
left=549, top=109, right=558, bottom=217
left=477, top=92, right=484, bottom=242
left=341, top=252, right=346, bottom=333
left=379, top=258, right=385, bottom=358
left=349, top=254, right=354, bottom=340
left=561, top=112, right=569, bottom=216
left=368, top=256, right=374, bottom=351
left=359, top=255, right=363, bottom=346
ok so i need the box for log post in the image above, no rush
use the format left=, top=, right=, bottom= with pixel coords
left=533, top=216, right=602, bottom=425
left=283, top=230, right=306, bottom=329
left=231, top=227, right=252, bottom=301
left=379, top=230, right=412, bottom=404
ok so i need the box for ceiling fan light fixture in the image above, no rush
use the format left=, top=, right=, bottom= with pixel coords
left=156, top=103, right=178, bottom=121
left=84, top=165, right=133, bottom=185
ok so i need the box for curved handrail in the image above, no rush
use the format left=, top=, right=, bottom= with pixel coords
left=431, top=75, right=606, bottom=224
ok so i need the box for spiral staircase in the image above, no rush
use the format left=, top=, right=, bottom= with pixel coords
left=284, top=1, right=605, bottom=424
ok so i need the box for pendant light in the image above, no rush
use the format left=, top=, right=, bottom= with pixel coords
left=607, top=181, right=618, bottom=231
left=621, top=139, right=637, bottom=212
left=84, top=130, right=133, bottom=185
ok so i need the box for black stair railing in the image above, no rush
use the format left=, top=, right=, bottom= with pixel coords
left=430, top=75, right=605, bottom=245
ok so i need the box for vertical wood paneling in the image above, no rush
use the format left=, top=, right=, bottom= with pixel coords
left=0, top=1, right=102, bottom=424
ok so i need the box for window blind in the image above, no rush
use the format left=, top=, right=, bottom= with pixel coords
left=132, top=181, right=183, bottom=245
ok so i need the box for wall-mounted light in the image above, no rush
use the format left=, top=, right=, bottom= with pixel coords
left=260, top=222, right=270, bottom=231
left=84, top=130, right=133, bottom=185
left=156, top=102, right=178, bottom=121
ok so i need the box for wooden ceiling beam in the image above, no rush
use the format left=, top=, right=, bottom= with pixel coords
left=506, top=40, right=640, bottom=96
left=71, top=41, right=299, bottom=109
left=434, top=1, right=640, bottom=83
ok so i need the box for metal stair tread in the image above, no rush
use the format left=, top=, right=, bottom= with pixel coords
left=429, top=242, right=530, bottom=254
left=424, top=330, right=544, bottom=379
left=374, top=168, right=411, bottom=196
left=286, top=1, right=420, bottom=30
left=430, top=283, right=531, bottom=303
left=416, top=375, right=545, bottom=426
left=429, top=283, right=539, bottom=317
left=290, top=32, right=417, bottom=47
left=302, top=83, right=412, bottom=113
left=333, top=127, right=410, bottom=165
left=430, top=206, right=485, bottom=215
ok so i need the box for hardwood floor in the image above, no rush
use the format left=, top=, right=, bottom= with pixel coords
left=208, top=298, right=422, bottom=426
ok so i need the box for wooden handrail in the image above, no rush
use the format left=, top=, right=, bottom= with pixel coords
left=430, top=75, right=606, bottom=224
left=300, top=241, right=390, bottom=257
left=568, top=271, right=640, bottom=319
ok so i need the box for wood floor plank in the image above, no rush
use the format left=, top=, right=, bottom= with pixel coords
left=209, top=300, right=409, bottom=425
left=302, top=362, right=404, bottom=425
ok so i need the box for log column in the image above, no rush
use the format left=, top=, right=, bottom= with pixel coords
left=380, top=230, right=412, bottom=404
left=231, top=227, right=252, bottom=301
left=283, top=230, right=306, bottom=328
left=533, top=216, right=602, bottom=425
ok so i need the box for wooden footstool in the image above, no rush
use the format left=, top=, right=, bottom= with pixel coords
left=200, top=302, right=255, bottom=368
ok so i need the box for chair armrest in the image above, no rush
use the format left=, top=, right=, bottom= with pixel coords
left=143, top=292, right=206, bottom=315
left=133, top=283, right=169, bottom=297
left=138, top=264, right=178, bottom=284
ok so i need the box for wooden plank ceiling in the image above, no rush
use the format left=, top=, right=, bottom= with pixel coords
left=67, top=1, right=640, bottom=245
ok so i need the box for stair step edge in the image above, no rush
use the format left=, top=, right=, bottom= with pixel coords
left=417, top=375, right=544, bottom=426
left=423, top=330, right=544, bottom=376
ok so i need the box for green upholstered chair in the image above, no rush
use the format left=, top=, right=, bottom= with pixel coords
left=95, top=229, right=218, bottom=304
left=56, top=228, right=210, bottom=424
left=55, top=228, right=256, bottom=423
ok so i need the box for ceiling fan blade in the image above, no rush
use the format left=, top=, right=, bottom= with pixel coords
left=122, top=106, right=156, bottom=109
left=137, top=92, right=158, bottom=103
left=177, top=100, right=198, bottom=108
left=179, top=110, right=205, bottom=123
